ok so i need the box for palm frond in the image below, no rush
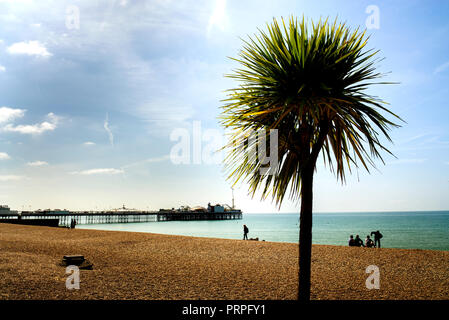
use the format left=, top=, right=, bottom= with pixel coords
left=220, top=16, right=402, bottom=207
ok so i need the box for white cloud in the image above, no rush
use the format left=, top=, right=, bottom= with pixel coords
left=3, top=122, right=55, bottom=134
left=122, top=155, right=170, bottom=169
left=3, top=112, right=60, bottom=135
left=27, top=161, right=48, bottom=166
left=7, top=40, right=52, bottom=57
left=30, top=23, right=41, bottom=28
left=434, top=61, right=449, bottom=74
left=46, top=112, right=60, bottom=124
left=83, top=141, right=96, bottom=146
left=0, top=152, right=11, bottom=160
left=0, top=175, right=24, bottom=181
left=207, top=0, right=228, bottom=36
left=0, top=65, right=5, bottom=72
left=70, top=168, right=124, bottom=175
left=0, top=106, right=25, bottom=124
left=104, top=113, right=114, bottom=146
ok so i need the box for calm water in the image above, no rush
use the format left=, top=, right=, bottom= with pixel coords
left=78, top=211, right=449, bottom=251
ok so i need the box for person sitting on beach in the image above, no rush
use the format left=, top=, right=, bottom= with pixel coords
left=354, top=235, right=364, bottom=247
left=365, top=235, right=374, bottom=248
left=243, top=224, right=249, bottom=240
left=370, top=230, right=383, bottom=248
left=348, top=235, right=356, bottom=246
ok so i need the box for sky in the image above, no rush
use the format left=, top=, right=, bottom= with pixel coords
left=0, top=0, right=448, bottom=213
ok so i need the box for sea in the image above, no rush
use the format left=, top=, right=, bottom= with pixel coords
left=77, top=211, right=449, bottom=251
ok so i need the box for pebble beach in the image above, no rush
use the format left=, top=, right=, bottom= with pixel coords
left=0, top=223, right=448, bottom=300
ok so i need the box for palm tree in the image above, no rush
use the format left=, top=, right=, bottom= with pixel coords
left=220, top=17, right=401, bottom=301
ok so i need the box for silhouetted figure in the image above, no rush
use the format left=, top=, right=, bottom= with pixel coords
left=70, top=219, right=76, bottom=229
left=243, top=224, right=248, bottom=240
left=370, top=230, right=383, bottom=248
left=365, top=235, right=374, bottom=248
left=348, top=235, right=356, bottom=246
left=354, top=234, right=364, bottom=247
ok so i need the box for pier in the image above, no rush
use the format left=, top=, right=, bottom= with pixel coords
left=0, top=203, right=242, bottom=227
left=0, top=209, right=243, bottom=227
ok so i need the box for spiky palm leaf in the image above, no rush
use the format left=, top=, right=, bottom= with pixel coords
left=221, top=17, right=401, bottom=204
left=220, top=16, right=401, bottom=300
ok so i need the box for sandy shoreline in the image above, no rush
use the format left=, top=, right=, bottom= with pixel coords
left=0, top=223, right=448, bottom=300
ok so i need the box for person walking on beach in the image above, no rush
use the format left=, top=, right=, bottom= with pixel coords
left=243, top=224, right=249, bottom=240
left=370, top=230, right=383, bottom=248
left=354, top=235, right=364, bottom=247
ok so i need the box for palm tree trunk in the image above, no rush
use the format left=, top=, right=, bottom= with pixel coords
left=298, top=166, right=314, bottom=301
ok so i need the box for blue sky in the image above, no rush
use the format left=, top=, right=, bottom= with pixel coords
left=0, top=0, right=448, bottom=213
